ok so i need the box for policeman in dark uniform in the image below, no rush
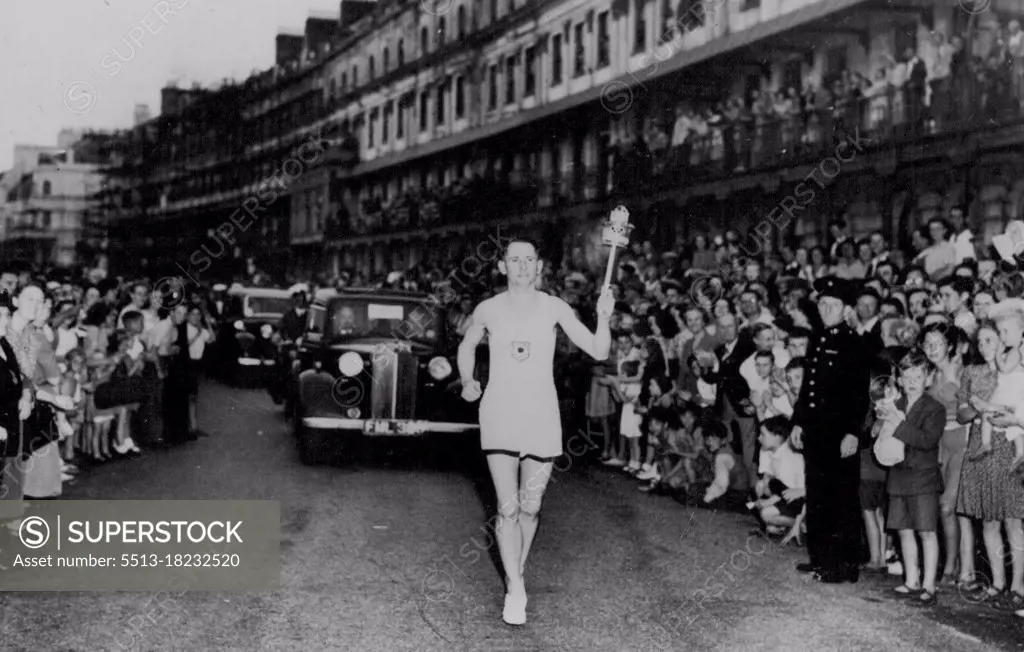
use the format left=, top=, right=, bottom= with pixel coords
left=791, top=277, right=871, bottom=583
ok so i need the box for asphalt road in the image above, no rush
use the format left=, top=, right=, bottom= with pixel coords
left=0, top=379, right=1021, bottom=652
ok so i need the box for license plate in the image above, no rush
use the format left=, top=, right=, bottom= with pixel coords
left=363, top=420, right=404, bottom=435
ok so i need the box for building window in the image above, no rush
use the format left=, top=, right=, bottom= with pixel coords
left=436, top=82, right=445, bottom=124
left=398, top=40, right=405, bottom=67
left=473, top=0, right=481, bottom=28
left=488, top=64, right=498, bottom=109
left=741, top=0, right=760, bottom=10
left=420, top=92, right=429, bottom=130
left=458, top=6, right=466, bottom=38
left=506, top=56, right=516, bottom=104
left=456, top=76, right=465, bottom=117
left=421, top=26, right=429, bottom=55
left=341, top=72, right=348, bottom=90
left=369, top=56, right=375, bottom=79
left=597, top=12, right=610, bottom=68
left=439, top=18, right=446, bottom=44
left=41, top=180, right=52, bottom=197
left=524, top=46, right=536, bottom=96
left=368, top=108, right=377, bottom=148
left=383, top=47, right=390, bottom=72
left=574, top=23, right=585, bottom=77
left=329, top=78, right=337, bottom=99
left=352, top=65, right=358, bottom=87
left=383, top=102, right=393, bottom=144
left=677, top=0, right=705, bottom=30
left=41, top=211, right=52, bottom=228
left=490, top=0, right=498, bottom=21
left=397, top=101, right=406, bottom=139
left=551, top=34, right=563, bottom=85
left=634, top=0, right=646, bottom=53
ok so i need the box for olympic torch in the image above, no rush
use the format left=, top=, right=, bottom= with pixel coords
left=601, top=205, right=633, bottom=293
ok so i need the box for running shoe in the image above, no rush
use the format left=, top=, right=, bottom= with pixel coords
left=503, top=592, right=527, bottom=626
left=603, top=458, right=626, bottom=467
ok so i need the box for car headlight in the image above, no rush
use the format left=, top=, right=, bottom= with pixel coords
left=428, top=356, right=452, bottom=380
left=260, top=324, right=273, bottom=339
left=234, top=320, right=244, bottom=331
left=338, top=351, right=363, bottom=377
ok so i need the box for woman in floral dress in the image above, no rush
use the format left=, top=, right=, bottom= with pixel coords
left=959, top=308, right=1024, bottom=612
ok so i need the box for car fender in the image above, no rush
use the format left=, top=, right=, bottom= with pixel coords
left=297, top=368, right=339, bottom=417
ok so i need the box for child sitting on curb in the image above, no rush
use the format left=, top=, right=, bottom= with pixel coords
left=702, top=421, right=737, bottom=505
left=749, top=416, right=806, bottom=535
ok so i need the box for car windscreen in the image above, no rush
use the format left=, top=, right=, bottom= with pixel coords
left=329, top=300, right=440, bottom=342
left=247, top=296, right=291, bottom=316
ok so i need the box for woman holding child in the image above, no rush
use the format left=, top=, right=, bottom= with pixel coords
left=956, top=318, right=1024, bottom=610
left=958, top=301, right=1024, bottom=612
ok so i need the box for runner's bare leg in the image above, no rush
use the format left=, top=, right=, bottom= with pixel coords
left=487, top=454, right=525, bottom=595
left=518, top=457, right=554, bottom=579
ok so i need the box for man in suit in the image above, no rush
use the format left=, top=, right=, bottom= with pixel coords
left=791, top=277, right=871, bottom=584
left=905, top=46, right=928, bottom=128
left=705, top=312, right=758, bottom=491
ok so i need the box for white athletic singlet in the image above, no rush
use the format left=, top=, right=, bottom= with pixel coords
left=477, top=291, right=563, bottom=461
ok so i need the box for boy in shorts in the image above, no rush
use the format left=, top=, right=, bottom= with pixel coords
left=882, top=350, right=945, bottom=605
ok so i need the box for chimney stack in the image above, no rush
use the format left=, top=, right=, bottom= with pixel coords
left=275, top=33, right=304, bottom=68
left=339, top=1, right=375, bottom=30
left=305, top=16, right=340, bottom=57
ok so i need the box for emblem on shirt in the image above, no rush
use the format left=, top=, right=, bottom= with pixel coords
left=511, top=341, right=530, bottom=362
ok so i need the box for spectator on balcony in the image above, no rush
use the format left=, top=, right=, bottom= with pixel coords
left=778, top=88, right=800, bottom=156
left=1009, top=20, right=1024, bottom=101
left=887, top=53, right=909, bottom=125
left=904, top=46, right=929, bottom=129
left=929, top=32, right=955, bottom=124
left=866, top=68, right=891, bottom=132
left=706, top=105, right=725, bottom=164
left=752, top=90, right=775, bottom=165
left=722, top=97, right=743, bottom=171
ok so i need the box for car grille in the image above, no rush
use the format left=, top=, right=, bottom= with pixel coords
left=395, top=353, right=418, bottom=419
left=369, top=350, right=418, bottom=419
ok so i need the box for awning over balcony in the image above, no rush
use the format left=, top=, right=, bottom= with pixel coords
left=346, top=0, right=869, bottom=178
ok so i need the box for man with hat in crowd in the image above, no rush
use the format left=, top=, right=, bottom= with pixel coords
left=790, top=276, right=871, bottom=584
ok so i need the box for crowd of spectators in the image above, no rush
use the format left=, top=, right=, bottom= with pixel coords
left=526, top=212, right=1024, bottom=618
left=0, top=267, right=215, bottom=564
left=319, top=195, right=1024, bottom=621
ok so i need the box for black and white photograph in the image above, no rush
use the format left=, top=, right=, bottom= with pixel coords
left=2, top=0, right=1024, bottom=649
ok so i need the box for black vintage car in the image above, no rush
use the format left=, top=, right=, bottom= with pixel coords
left=288, top=289, right=480, bottom=464
left=210, top=286, right=292, bottom=385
